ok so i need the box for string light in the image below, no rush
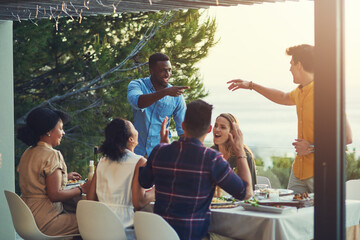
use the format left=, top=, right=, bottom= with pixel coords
left=28, top=12, right=39, bottom=26
left=11, top=12, right=21, bottom=22
left=55, top=16, right=59, bottom=31
left=83, top=0, right=90, bottom=10
left=62, top=2, right=74, bottom=20
left=9, top=0, right=158, bottom=30
left=35, top=5, right=39, bottom=18
left=79, top=9, right=83, bottom=23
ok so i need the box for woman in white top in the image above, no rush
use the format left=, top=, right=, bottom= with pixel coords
left=87, top=118, right=155, bottom=236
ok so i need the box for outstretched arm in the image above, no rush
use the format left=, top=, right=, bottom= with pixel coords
left=138, top=86, right=190, bottom=108
left=227, top=79, right=294, bottom=106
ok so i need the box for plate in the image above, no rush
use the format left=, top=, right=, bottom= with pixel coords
left=277, top=189, right=294, bottom=196
left=65, top=180, right=85, bottom=189
left=211, top=197, right=239, bottom=206
left=211, top=199, right=241, bottom=209
left=240, top=202, right=296, bottom=214
left=66, top=182, right=79, bottom=186
left=211, top=200, right=240, bottom=206
left=66, top=180, right=85, bottom=185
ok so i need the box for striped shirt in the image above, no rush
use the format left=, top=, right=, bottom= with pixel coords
left=139, top=137, right=247, bottom=240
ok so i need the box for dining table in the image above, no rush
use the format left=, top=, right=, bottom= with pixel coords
left=209, top=199, right=360, bottom=240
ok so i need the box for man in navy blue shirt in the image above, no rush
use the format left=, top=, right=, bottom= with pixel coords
left=127, top=53, right=190, bottom=157
left=139, top=100, right=253, bottom=240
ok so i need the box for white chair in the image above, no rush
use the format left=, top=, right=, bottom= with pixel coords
left=4, top=190, right=80, bottom=240
left=346, top=179, right=360, bottom=200
left=256, top=176, right=272, bottom=188
left=76, top=200, right=127, bottom=240
left=134, top=211, right=180, bottom=240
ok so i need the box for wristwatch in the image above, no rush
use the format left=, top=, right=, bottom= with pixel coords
left=78, top=186, right=83, bottom=195
left=308, top=144, right=315, bottom=153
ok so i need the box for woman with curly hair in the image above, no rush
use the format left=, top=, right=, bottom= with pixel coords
left=17, top=107, right=90, bottom=236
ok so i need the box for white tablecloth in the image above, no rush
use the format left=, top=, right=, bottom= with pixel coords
left=209, top=200, right=360, bottom=240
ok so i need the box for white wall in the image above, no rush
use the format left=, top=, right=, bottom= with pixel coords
left=0, top=20, right=15, bottom=239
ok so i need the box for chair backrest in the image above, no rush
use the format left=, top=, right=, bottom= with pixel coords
left=76, top=200, right=127, bottom=240
left=4, top=190, right=80, bottom=240
left=256, top=176, right=272, bottom=188
left=134, top=211, right=180, bottom=240
left=346, top=179, right=360, bottom=200
left=4, top=190, right=51, bottom=240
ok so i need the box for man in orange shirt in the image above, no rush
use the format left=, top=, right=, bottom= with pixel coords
left=227, top=44, right=352, bottom=194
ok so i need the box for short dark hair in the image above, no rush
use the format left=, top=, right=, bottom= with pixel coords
left=183, top=100, right=213, bottom=138
left=286, top=44, right=314, bottom=73
left=17, top=107, right=70, bottom=146
left=148, top=53, right=170, bottom=69
left=99, top=118, right=131, bottom=161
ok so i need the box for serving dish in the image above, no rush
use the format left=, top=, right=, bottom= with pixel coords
left=66, top=180, right=85, bottom=186
left=240, top=201, right=296, bottom=214
left=211, top=200, right=241, bottom=206
left=211, top=197, right=240, bottom=209
left=278, top=189, right=294, bottom=196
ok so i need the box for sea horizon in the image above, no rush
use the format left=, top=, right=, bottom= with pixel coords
left=195, top=2, right=359, bottom=168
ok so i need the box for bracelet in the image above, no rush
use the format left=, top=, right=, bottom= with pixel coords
left=236, top=155, right=247, bottom=159
left=78, top=186, right=83, bottom=195
left=249, top=81, right=253, bottom=90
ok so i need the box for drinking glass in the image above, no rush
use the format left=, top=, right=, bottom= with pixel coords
left=254, top=184, right=269, bottom=199
left=268, top=190, right=280, bottom=201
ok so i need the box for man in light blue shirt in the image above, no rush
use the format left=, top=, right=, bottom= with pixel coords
left=127, top=53, right=190, bottom=156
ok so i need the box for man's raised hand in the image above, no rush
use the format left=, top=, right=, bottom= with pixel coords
left=160, top=116, right=170, bottom=143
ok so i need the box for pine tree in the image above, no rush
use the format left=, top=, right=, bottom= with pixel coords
left=14, top=10, right=217, bottom=178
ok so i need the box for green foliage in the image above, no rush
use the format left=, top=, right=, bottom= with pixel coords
left=255, top=155, right=294, bottom=188
left=268, top=155, right=293, bottom=189
left=255, top=155, right=293, bottom=189
left=256, top=166, right=282, bottom=189
left=255, top=149, right=360, bottom=190
left=255, top=156, right=264, bottom=167
left=14, top=10, right=217, bottom=182
left=346, top=148, right=360, bottom=180
left=254, top=155, right=291, bottom=189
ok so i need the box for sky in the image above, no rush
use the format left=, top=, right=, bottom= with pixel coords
left=195, top=0, right=360, bottom=162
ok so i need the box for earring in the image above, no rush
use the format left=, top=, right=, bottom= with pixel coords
left=46, top=133, right=51, bottom=137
